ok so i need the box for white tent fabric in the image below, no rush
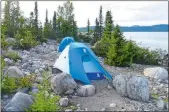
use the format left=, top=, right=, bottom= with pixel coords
left=53, top=45, right=70, bottom=74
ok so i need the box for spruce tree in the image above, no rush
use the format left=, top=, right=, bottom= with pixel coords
left=34, top=1, right=38, bottom=39
left=52, top=11, right=57, bottom=39
left=105, top=25, right=129, bottom=66
left=91, top=18, right=99, bottom=45
left=99, top=6, right=103, bottom=39
left=3, top=1, right=11, bottom=36
left=87, top=18, right=90, bottom=34
left=103, top=11, right=113, bottom=40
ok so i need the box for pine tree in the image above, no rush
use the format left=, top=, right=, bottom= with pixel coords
left=87, top=18, right=90, bottom=34
left=44, top=9, right=49, bottom=39
left=99, top=6, right=103, bottom=39
left=94, top=10, right=114, bottom=57
left=91, top=18, right=99, bottom=45
left=34, top=1, right=38, bottom=39
left=52, top=11, right=57, bottom=39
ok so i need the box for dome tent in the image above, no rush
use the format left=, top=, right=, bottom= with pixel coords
left=53, top=42, right=112, bottom=84
left=58, top=37, right=75, bottom=52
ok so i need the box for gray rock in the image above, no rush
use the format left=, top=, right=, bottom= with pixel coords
left=165, top=102, right=168, bottom=110
left=107, top=85, right=113, bottom=90
left=156, top=99, right=165, bottom=109
left=113, top=75, right=128, bottom=96
left=76, top=85, right=96, bottom=97
left=65, top=109, right=73, bottom=111
left=31, top=89, right=39, bottom=94
left=65, top=89, right=74, bottom=95
left=50, top=73, right=77, bottom=95
left=7, top=66, right=24, bottom=78
left=59, top=98, right=69, bottom=107
left=36, top=77, right=43, bottom=83
left=6, top=38, right=16, bottom=44
left=18, top=87, right=29, bottom=93
left=4, top=58, right=14, bottom=65
left=4, top=92, right=34, bottom=111
left=109, top=103, right=116, bottom=108
left=127, top=76, right=149, bottom=102
left=3, top=95, right=9, bottom=99
left=144, top=67, right=168, bottom=80
left=113, top=75, right=149, bottom=102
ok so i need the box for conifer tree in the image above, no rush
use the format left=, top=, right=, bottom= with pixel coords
left=87, top=18, right=90, bottom=34
left=105, top=25, right=129, bottom=66
left=99, top=6, right=103, bottom=39
left=52, top=11, right=57, bottom=39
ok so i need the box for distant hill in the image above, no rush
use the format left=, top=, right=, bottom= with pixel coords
left=78, top=24, right=168, bottom=32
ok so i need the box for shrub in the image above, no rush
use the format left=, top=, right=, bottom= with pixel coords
left=4, top=51, right=22, bottom=62
left=1, top=76, right=18, bottom=93
left=1, top=35, right=9, bottom=50
left=28, top=90, right=61, bottom=111
left=93, top=38, right=111, bottom=57
left=17, top=75, right=34, bottom=88
left=1, top=75, right=35, bottom=94
left=14, top=31, right=39, bottom=50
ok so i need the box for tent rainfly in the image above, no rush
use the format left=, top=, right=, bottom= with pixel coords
left=58, top=37, right=75, bottom=52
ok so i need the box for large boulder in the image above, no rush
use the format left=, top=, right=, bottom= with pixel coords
left=144, top=67, right=168, bottom=80
left=113, top=75, right=149, bottom=102
left=50, top=73, right=77, bottom=95
left=112, top=75, right=128, bottom=97
left=127, top=76, right=149, bottom=101
left=4, top=92, right=34, bottom=111
left=7, top=66, right=24, bottom=78
left=76, top=85, right=96, bottom=97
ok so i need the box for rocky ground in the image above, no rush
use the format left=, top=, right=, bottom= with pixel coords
left=1, top=39, right=168, bottom=111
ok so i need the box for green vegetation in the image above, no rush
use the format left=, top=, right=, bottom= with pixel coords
left=1, top=76, right=18, bottom=94
left=93, top=10, right=163, bottom=66
left=4, top=51, right=22, bottom=62
left=1, top=75, right=34, bottom=94
left=29, top=90, right=61, bottom=111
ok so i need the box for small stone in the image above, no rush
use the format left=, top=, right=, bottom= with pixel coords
left=85, top=108, right=88, bottom=111
left=109, top=103, right=116, bottom=108
left=156, top=99, right=165, bottom=109
left=65, top=109, right=72, bottom=112
left=107, top=85, right=113, bottom=90
left=31, top=89, right=39, bottom=94
left=77, top=104, right=80, bottom=107
left=59, top=98, right=69, bottom=107
left=165, top=102, right=168, bottom=110
left=3, top=95, right=9, bottom=99
left=35, top=69, right=39, bottom=74
left=101, top=108, right=106, bottom=111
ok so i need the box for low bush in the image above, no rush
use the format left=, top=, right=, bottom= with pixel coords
left=1, top=76, right=18, bottom=93
left=1, top=75, right=35, bottom=94
left=28, top=90, right=61, bottom=111
left=14, top=31, right=39, bottom=50
left=1, top=35, right=9, bottom=50
left=4, top=51, right=22, bottom=62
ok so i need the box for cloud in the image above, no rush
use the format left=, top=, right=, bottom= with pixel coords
left=1, top=1, right=168, bottom=27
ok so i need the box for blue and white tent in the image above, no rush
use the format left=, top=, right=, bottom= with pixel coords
left=58, top=37, right=75, bottom=52
left=54, top=42, right=112, bottom=84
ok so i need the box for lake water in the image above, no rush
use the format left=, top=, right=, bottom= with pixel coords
left=123, top=32, right=168, bottom=52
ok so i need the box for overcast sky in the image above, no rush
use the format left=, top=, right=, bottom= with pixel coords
left=1, top=1, right=168, bottom=27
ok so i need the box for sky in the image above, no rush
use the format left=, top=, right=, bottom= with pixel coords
left=1, top=1, right=168, bottom=27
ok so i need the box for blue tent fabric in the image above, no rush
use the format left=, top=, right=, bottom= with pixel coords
left=58, top=37, right=75, bottom=52
left=68, top=42, right=112, bottom=84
